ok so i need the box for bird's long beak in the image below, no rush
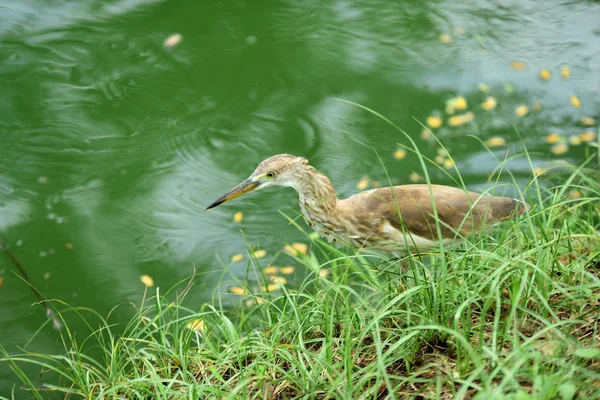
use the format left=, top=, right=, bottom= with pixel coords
left=206, top=178, right=259, bottom=210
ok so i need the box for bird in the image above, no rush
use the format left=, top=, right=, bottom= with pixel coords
left=206, top=154, right=530, bottom=254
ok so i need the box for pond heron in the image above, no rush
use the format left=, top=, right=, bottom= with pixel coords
left=206, top=154, right=530, bottom=253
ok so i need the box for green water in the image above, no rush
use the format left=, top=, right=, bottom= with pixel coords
left=1, top=0, right=598, bottom=392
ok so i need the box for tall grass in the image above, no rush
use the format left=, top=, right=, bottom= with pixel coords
left=1, top=113, right=599, bottom=398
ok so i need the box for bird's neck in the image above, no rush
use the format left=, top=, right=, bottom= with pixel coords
left=295, top=166, right=338, bottom=223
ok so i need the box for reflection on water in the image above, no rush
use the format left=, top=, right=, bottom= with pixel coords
left=0, top=0, right=598, bottom=391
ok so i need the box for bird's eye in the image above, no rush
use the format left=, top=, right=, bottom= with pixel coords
left=266, top=172, right=276, bottom=178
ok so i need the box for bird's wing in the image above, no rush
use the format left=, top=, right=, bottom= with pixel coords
left=338, top=184, right=527, bottom=241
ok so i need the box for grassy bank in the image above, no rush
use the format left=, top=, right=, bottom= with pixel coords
left=2, top=159, right=600, bottom=399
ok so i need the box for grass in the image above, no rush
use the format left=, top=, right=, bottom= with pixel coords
left=1, top=120, right=599, bottom=399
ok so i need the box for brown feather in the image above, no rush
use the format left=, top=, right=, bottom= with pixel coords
left=337, top=184, right=529, bottom=241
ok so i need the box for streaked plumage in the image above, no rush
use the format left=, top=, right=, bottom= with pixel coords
left=207, top=154, right=530, bottom=253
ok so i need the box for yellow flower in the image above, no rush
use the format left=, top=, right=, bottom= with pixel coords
left=511, top=61, right=526, bottom=70
left=439, top=34, right=452, bottom=43
left=263, top=266, right=278, bottom=275
left=231, top=253, right=244, bottom=263
left=356, top=176, right=369, bottom=190
left=560, top=66, right=571, bottom=79
left=252, top=249, right=266, bottom=259
left=481, top=96, right=497, bottom=111
left=280, top=266, right=295, bottom=275
left=579, top=131, right=596, bottom=142
left=581, top=116, right=595, bottom=126
left=551, top=143, right=568, bottom=155
left=186, top=319, right=204, bottom=332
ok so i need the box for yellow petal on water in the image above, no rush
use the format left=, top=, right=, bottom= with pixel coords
left=163, top=33, right=183, bottom=48
left=421, top=129, right=432, bottom=140
left=462, top=112, right=474, bottom=123
left=409, top=171, right=424, bottom=182
left=485, top=136, right=506, bottom=147
left=233, top=211, right=243, bottom=223
left=478, top=83, right=489, bottom=92
left=434, top=155, right=445, bottom=164
left=283, top=242, right=308, bottom=256
left=570, top=95, right=581, bottom=108
left=568, top=136, right=582, bottom=146
left=229, top=286, right=248, bottom=295
left=140, top=275, right=154, bottom=287
left=263, top=266, right=278, bottom=275
left=448, top=115, right=462, bottom=127
left=443, top=159, right=455, bottom=169
left=319, top=269, right=330, bottom=278
left=356, top=176, right=369, bottom=190
left=534, top=167, right=546, bottom=176
left=436, top=148, right=448, bottom=157
left=439, top=34, right=452, bottom=43
left=481, top=96, right=497, bottom=111
left=269, top=276, right=287, bottom=285
left=551, top=143, right=569, bottom=155
left=453, top=96, right=467, bottom=110
left=515, top=105, right=529, bottom=117
left=453, top=26, right=465, bottom=36
left=252, top=249, right=266, bottom=259
left=371, top=181, right=381, bottom=188
left=231, top=253, right=244, bottom=263
left=511, top=61, right=526, bottom=70
left=560, top=66, right=571, bottom=79
left=532, top=103, right=542, bottom=112
left=280, top=266, right=295, bottom=275
left=65, top=242, right=74, bottom=250
left=539, top=69, right=551, bottom=80
left=246, top=297, right=267, bottom=307
left=581, top=116, right=595, bottom=126
left=186, top=319, right=204, bottom=332
left=292, top=242, right=307, bottom=254
left=426, top=116, right=442, bottom=129
left=579, top=131, right=596, bottom=142
left=546, top=133, right=560, bottom=144
left=261, top=283, right=281, bottom=292
left=393, top=149, right=406, bottom=160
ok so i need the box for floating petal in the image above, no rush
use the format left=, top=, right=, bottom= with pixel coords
left=421, top=129, right=432, bottom=140
left=551, top=143, right=568, bottom=155
left=481, top=96, right=497, bottom=111
left=280, top=266, right=295, bottom=275
left=186, top=319, right=204, bottom=332
left=140, top=275, right=154, bottom=287
left=356, top=176, right=369, bottom=190
left=439, top=34, right=452, bottom=43
left=269, top=276, right=287, bottom=284
left=233, top=212, right=243, bottom=223
left=319, top=269, right=330, bottom=277
left=570, top=96, right=581, bottom=108
left=393, top=149, right=406, bottom=160
left=230, top=286, right=248, bottom=295
left=409, top=171, right=424, bottom=182
left=579, top=131, right=596, bottom=142
left=546, top=133, right=560, bottom=144
left=263, top=266, right=278, bottom=275
left=252, top=249, right=266, bottom=259
left=539, top=69, right=551, bottom=80
left=515, top=105, right=529, bottom=117
left=283, top=242, right=308, bottom=256
left=560, top=66, right=571, bottom=79
left=426, top=116, right=442, bottom=128
left=511, top=61, right=526, bottom=70
left=485, top=137, right=506, bottom=147
left=231, top=253, right=244, bottom=263
left=163, top=33, right=183, bottom=48
left=568, top=136, right=582, bottom=146
left=65, top=242, right=74, bottom=250
left=581, top=116, right=595, bottom=126
left=478, top=83, right=489, bottom=92
left=434, top=155, right=445, bottom=164
left=443, top=159, right=455, bottom=169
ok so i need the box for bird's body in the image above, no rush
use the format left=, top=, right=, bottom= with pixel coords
left=207, top=154, right=530, bottom=253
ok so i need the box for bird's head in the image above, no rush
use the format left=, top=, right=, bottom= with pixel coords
left=206, top=154, right=309, bottom=209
